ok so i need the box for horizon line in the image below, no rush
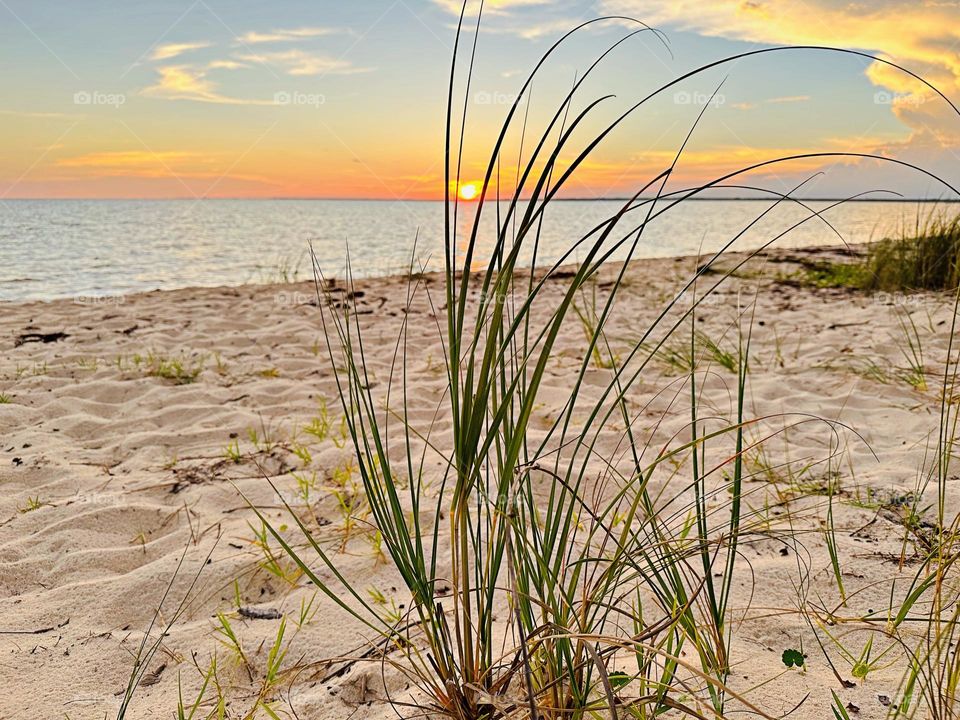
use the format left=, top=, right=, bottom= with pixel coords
left=1, top=196, right=958, bottom=203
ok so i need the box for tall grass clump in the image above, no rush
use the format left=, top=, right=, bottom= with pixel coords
left=880, top=288, right=960, bottom=720
left=863, top=211, right=960, bottom=292
left=248, top=3, right=960, bottom=718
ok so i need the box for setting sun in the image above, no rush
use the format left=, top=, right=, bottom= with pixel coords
left=458, top=182, right=479, bottom=201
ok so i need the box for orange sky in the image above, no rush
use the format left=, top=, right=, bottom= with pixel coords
left=1, top=0, right=958, bottom=200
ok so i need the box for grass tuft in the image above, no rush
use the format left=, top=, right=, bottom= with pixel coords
left=793, top=210, right=960, bottom=293
left=863, top=211, right=960, bottom=291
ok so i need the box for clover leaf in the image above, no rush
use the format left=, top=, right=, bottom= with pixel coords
left=782, top=648, right=805, bottom=668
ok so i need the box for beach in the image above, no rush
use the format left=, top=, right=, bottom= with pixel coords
left=1, top=246, right=955, bottom=719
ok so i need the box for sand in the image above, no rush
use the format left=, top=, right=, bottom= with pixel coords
left=0, top=247, right=955, bottom=719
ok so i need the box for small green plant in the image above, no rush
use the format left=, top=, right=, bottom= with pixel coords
left=18, top=496, right=43, bottom=513
left=0, top=393, right=11, bottom=404
left=247, top=416, right=282, bottom=454
left=797, top=259, right=868, bottom=289
left=295, top=593, right=319, bottom=629
left=213, top=352, right=229, bottom=376
left=213, top=612, right=250, bottom=669
left=695, top=329, right=738, bottom=372
left=130, top=530, right=148, bottom=554
left=176, top=656, right=225, bottom=720
left=302, top=402, right=331, bottom=441
left=781, top=648, right=804, bottom=668
left=76, top=357, right=100, bottom=371
left=247, top=521, right=302, bottom=585
left=223, top=439, right=242, bottom=464
left=824, top=489, right=846, bottom=605
left=819, top=630, right=896, bottom=683
left=367, top=529, right=386, bottom=564
left=291, top=470, right=318, bottom=504
left=368, top=586, right=403, bottom=624
left=894, top=309, right=927, bottom=391
left=144, top=352, right=204, bottom=385
left=572, top=279, right=619, bottom=369
left=290, top=442, right=312, bottom=466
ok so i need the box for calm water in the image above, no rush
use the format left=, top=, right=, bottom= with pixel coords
left=0, top=198, right=946, bottom=301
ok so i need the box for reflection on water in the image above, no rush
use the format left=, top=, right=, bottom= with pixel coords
left=0, top=198, right=944, bottom=301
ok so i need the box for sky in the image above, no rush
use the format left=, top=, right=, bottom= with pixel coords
left=1, top=0, right=959, bottom=200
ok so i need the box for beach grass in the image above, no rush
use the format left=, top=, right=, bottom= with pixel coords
left=240, top=10, right=960, bottom=720
left=796, top=209, right=960, bottom=293
left=99, top=4, right=960, bottom=720
left=864, top=212, right=960, bottom=291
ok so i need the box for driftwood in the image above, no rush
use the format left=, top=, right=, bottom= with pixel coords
left=238, top=606, right=282, bottom=620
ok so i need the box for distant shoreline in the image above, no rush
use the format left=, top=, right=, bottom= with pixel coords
left=1, top=197, right=958, bottom=203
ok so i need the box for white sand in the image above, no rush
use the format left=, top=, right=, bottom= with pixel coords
left=0, top=248, right=954, bottom=719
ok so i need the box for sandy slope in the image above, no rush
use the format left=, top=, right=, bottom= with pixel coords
left=0, top=248, right=955, bottom=719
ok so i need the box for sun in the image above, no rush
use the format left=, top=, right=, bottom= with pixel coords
left=458, top=182, right=479, bottom=201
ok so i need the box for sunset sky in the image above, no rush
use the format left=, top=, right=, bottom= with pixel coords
left=1, top=0, right=959, bottom=200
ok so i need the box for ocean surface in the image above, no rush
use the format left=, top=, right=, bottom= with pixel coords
left=0, top=198, right=948, bottom=302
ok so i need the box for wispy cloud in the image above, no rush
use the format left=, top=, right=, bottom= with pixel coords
left=141, top=66, right=274, bottom=105
left=237, top=27, right=340, bottom=44
left=768, top=95, right=810, bottom=104
left=601, top=0, right=960, bottom=144
left=733, top=95, right=811, bottom=110
left=430, top=1, right=591, bottom=39
left=55, top=150, right=271, bottom=186
left=207, top=59, right=248, bottom=71
left=236, top=49, right=372, bottom=76
left=57, top=150, right=207, bottom=177
left=0, top=109, right=75, bottom=119
left=431, top=0, right=551, bottom=16
left=150, top=41, right=212, bottom=61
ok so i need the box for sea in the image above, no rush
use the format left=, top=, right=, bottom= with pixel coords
left=0, top=198, right=949, bottom=302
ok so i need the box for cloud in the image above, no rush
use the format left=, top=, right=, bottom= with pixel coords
left=431, top=0, right=589, bottom=40
left=508, top=17, right=591, bottom=40
left=600, top=0, right=960, bottom=143
left=432, top=0, right=551, bottom=15
left=237, top=27, right=339, bottom=44
left=0, top=109, right=74, bottom=119
left=56, top=150, right=208, bottom=178
left=237, top=49, right=371, bottom=76
left=141, top=65, right=274, bottom=105
left=53, top=151, right=273, bottom=191
left=150, top=42, right=212, bottom=61
left=733, top=95, right=811, bottom=110
left=207, top=59, right=249, bottom=71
